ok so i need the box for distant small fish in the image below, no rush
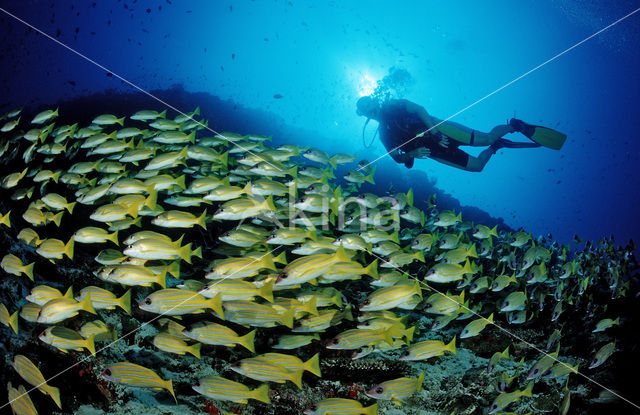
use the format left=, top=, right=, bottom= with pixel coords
left=273, top=94, right=283, bottom=99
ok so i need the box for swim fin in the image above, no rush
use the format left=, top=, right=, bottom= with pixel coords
left=509, top=118, right=567, bottom=150
left=492, top=138, right=541, bottom=149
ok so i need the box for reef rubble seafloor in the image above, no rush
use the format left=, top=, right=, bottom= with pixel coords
left=0, top=90, right=638, bottom=415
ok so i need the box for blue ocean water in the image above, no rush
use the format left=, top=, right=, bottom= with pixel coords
left=1, top=0, right=639, bottom=249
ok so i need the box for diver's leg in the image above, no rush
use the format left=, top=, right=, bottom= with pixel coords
left=463, top=147, right=496, bottom=172
left=470, top=125, right=515, bottom=146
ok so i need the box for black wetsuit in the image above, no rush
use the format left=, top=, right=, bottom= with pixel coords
left=378, top=99, right=470, bottom=169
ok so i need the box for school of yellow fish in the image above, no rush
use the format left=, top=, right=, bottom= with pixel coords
left=0, top=105, right=634, bottom=414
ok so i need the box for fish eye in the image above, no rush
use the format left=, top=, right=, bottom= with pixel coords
left=363, top=300, right=370, bottom=305
left=144, top=298, right=152, bottom=305
left=309, top=405, right=317, bottom=411
left=400, top=351, right=408, bottom=357
left=490, top=404, right=497, bottom=411
left=533, top=368, right=538, bottom=374
left=375, top=387, right=383, bottom=394
left=504, top=301, right=509, bottom=306
left=232, top=361, right=241, bottom=368
left=104, top=369, right=112, bottom=376
left=362, top=321, right=370, bottom=326
left=331, top=338, right=340, bottom=344
left=278, top=272, right=288, bottom=279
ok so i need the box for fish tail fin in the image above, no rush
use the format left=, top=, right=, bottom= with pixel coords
left=179, top=243, right=193, bottom=264
left=258, top=280, right=274, bottom=303
left=159, top=109, right=167, bottom=118
left=47, top=385, right=62, bottom=409
left=363, top=403, right=378, bottom=415
left=192, top=245, right=202, bottom=260
left=85, top=334, right=96, bottom=356
left=178, top=146, right=188, bottom=159
left=262, top=253, right=277, bottom=271
left=0, top=211, right=10, bottom=228
left=157, top=268, right=167, bottom=289
left=467, top=243, right=478, bottom=258
left=187, top=131, right=196, bottom=143
left=23, top=261, right=35, bottom=281
left=145, top=188, right=158, bottom=211
left=243, top=182, right=253, bottom=196
left=51, top=211, right=63, bottom=227
left=196, top=209, right=207, bottom=229
left=404, top=326, right=416, bottom=343
left=67, top=201, right=76, bottom=214
left=189, top=342, right=202, bottom=359
left=174, top=174, right=186, bottom=190
left=51, top=170, right=61, bottom=183
left=117, top=116, right=125, bottom=126
left=273, top=250, right=288, bottom=265
left=342, top=304, right=353, bottom=321
left=415, top=250, right=425, bottom=263
left=522, top=381, right=534, bottom=397
left=165, top=379, right=177, bottom=403
left=289, top=369, right=303, bottom=389
left=487, top=313, right=494, bottom=324
left=365, top=166, right=376, bottom=184
left=64, top=237, right=74, bottom=260
left=391, top=230, right=399, bottom=244
left=304, top=353, right=322, bottom=377
left=238, top=329, right=256, bottom=353
left=167, top=261, right=181, bottom=279
left=304, top=296, right=319, bottom=316
left=365, top=259, right=378, bottom=279
left=280, top=308, right=294, bottom=329
left=328, top=155, right=338, bottom=169
left=333, top=244, right=351, bottom=263
left=109, top=230, right=119, bottom=246
left=9, top=310, right=18, bottom=334
left=252, top=383, right=271, bottom=404
left=207, top=294, right=224, bottom=319
left=332, top=291, right=343, bottom=308
left=447, top=336, right=457, bottom=355
left=417, top=371, right=425, bottom=392
left=63, top=286, right=74, bottom=299
left=79, top=294, right=96, bottom=315
left=119, top=289, right=132, bottom=315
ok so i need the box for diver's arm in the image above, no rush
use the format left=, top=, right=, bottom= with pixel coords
left=389, top=149, right=414, bottom=169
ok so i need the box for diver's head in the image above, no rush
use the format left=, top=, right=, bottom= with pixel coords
left=356, top=95, right=380, bottom=119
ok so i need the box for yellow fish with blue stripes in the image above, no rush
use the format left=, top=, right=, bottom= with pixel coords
left=12, top=354, right=61, bottom=409
left=101, top=362, right=176, bottom=402
left=366, top=372, right=425, bottom=405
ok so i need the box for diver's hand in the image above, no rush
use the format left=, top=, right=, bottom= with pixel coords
left=437, top=136, right=449, bottom=148
left=409, top=148, right=431, bottom=159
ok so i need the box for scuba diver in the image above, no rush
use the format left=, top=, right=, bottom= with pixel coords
left=356, top=95, right=566, bottom=171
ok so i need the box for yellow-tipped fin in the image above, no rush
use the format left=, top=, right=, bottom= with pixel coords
left=78, top=294, right=97, bottom=315
left=280, top=308, right=294, bottom=329
left=166, top=261, right=181, bottom=279
left=175, top=174, right=186, bottom=190
left=145, top=188, right=158, bottom=211
left=303, top=296, right=319, bottom=317
left=23, top=261, right=35, bottom=281
left=85, top=334, right=96, bottom=356
left=51, top=211, right=63, bottom=227
left=189, top=342, right=202, bottom=359
left=156, top=268, right=167, bottom=289
left=416, top=371, right=425, bottom=391
left=64, top=237, right=74, bottom=260
left=196, top=209, right=207, bottom=229
left=238, top=329, right=256, bottom=353
left=304, top=353, right=321, bottom=377
left=63, top=286, right=74, bottom=299
left=252, top=383, right=271, bottom=404
left=165, top=379, right=177, bottom=403
left=66, top=201, right=76, bottom=214
left=207, top=294, right=224, bottom=319
left=364, top=259, right=378, bottom=279
left=46, top=384, right=62, bottom=409
left=446, top=336, right=457, bottom=354
left=258, top=280, right=274, bottom=303
left=9, top=310, right=19, bottom=334
left=108, top=230, right=119, bottom=245
left=0, top=211, right=11, bottom=227
left=363, top=403, right=378, bottom=415
left=365, top=165, right=376, bottom=184
left=288, top=369, right=304, bottom=389
left=118, top=289, right=132, bottom=315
